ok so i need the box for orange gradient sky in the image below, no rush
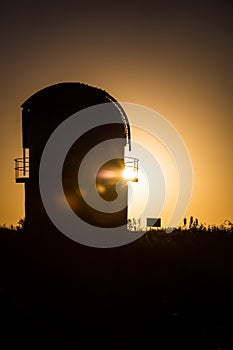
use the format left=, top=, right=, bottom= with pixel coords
left=0, top=0, right=232, bottom=227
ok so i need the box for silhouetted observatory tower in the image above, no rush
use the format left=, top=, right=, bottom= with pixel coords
left=14, top=82, right=137, bottom=233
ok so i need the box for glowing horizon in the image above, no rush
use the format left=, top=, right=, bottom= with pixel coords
left=0, top=1, right=232, bottom=228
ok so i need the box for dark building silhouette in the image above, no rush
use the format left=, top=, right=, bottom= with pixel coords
left=15, top=82, right=135, bottom=232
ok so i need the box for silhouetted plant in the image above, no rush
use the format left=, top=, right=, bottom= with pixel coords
left=189, top=216, right=194, bottom=228
left=127, top=218, right=142, bottom=231
left=17, top=217, right=25, bottom=231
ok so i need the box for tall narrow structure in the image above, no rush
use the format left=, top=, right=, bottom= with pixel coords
left=15, top=82, right=133, bottom=233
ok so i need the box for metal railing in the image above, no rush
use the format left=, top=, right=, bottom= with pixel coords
left=14, top=156, right=138, bottom=183
left=124, top=157, right=139, bottom=182
left=14, top=157, right=29, bottom=182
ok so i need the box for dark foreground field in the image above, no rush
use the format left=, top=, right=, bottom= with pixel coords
left=0, top=227, right=233, bottom=349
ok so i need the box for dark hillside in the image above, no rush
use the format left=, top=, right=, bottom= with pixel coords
left=0, top=228, right=233, bottom=349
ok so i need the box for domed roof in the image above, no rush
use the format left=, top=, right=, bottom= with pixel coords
left=22, top=82, right=112, bottom=110
left=21, top=82, right=131, bottom=149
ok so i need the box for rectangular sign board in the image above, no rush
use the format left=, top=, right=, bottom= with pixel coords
left=146, top=218, right=161, bottom=228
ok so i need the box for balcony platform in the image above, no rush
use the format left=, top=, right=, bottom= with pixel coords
left=16, top=177, right=29, bottom=183
left=15, top=157, right=29, bottom=183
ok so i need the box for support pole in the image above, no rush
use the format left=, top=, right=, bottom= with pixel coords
left=23, top=148, right=26, bottom=176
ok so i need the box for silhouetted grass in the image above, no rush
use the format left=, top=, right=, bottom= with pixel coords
left=0, top=222, right=233, bottom=349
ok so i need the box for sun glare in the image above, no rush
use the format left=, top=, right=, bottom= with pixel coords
left=122, top=168, right=138, bottom=182
left=123, top=157, right=139, bottom=182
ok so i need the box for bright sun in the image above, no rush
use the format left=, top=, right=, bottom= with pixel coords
left=123, top=157, right=139, bottom=182
left=122, top=168, right=138, bottom=181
